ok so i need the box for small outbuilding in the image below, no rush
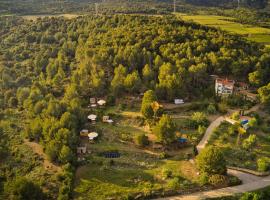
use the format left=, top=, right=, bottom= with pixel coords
left=80, top=129, right=89, bottom=137
left=97, top=99, right=106, bottom=106
left=103, top=116, right=113, bottom=123
left=90, top=98, right=97, bottom=104
left=77, top=146, right=87, bottom=154
left=174, top=99, right=184, bottom=105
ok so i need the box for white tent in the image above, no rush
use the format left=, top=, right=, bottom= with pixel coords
left=88, top=132, right=99, bottom=140
left=107, top=119, right=114, bottom=123
left=174, top=99, right=184, bottom=105
left=97, top=99, right=106, bottom=106
left=88, top=114, right=97, bottom=121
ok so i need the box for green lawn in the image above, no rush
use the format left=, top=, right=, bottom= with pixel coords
left=178, top=14, right=270, bottom=46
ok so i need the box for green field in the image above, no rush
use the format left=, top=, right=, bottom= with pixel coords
left=178, top=14, right=270, bottom=47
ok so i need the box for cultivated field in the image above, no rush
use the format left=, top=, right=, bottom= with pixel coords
left=178, top=14, right=270, bottom=47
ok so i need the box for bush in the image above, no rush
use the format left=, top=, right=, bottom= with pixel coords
left=207, top=104, right=217, bottom=114
left=167, top=177, right=181, bottom=190
left=198, top=172, right=209, bottom=185
left=159, top=152, right=169, bottom=159
left=228, top=176, right=242, bottom=186
left=134, top=134, right=149, bottom=147
left=257, top=158, right=270, bottom=172
left=217, top=103, right=228, bottom=114
left=231, top=112, right=240, bottom=120
left=162, top=168, right=172, bottom=179
left=191, top=112, right=209, bottom=127
left=196, top=146, right=227, bottom=175
left=106, top=95, right=116, bottom=106
left=208, top=174, right=228, bottom=187
left=242, top=134, right=257, bottom=150
left=4, top=177, right=45, bottom=200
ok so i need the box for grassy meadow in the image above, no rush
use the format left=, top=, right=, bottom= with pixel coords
left=73, top=100, right=222, bottom=199
left=178, top=14, right=270, bottom=47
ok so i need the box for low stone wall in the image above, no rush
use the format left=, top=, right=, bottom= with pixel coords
left=228, top=166, right=270, bottom=177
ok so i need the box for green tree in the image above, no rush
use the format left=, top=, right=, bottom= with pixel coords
left=258, top=83, right=270, bottom=106
left=59, top=145, right=74, bottom=164
left=196, top=146, right=227, bottom=175
left=153, top=114, right=176, bottom=145
left=4, top=178, right=44, bottom=200
left=141, top=90, right=157, bottom=119
left=16, top=87, right=30, bottom=106
left=191, top=112, right=208, bottom=127
left=124, top=71, right=141, bottom=93
left=134, top=134, right=149, bottom=147
left=45, top=140, right=60, bottom=162
left=142, top=64, right=155, bottom=87
left=242, top=134, right=257, bottom=150
left=111, top=64, right=127, bottom=95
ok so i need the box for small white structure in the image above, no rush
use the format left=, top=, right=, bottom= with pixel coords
left=97, top=99, right=106, bottom=106
left=174, top=99, right=184, bottom=105
left=103, top=116, right=113, bottom=123
left=88, top=132, right=99, bottom=140
left=90, top=98, right=96, bottom=104
left=225, top=117, right=237, bottom=125
left=88, top=114, right=97, bottom=122
left=80, top=129, right=89, bottom=137
left=91, top=104, right=97, bottom=108
left=215, top=78, right=235, bottom=96
left=107, top=119, right=114, bottom=124
left=77, top=147, right=87, bottom=154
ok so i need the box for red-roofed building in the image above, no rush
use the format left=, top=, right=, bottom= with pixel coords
left=215, top=78, right=235, bottom=96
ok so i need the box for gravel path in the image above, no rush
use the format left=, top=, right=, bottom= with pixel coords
left=155, top=175, right=270, bottom=200
left=196, top=116, right=225, bottom=152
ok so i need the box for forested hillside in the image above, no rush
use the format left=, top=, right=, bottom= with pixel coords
left=186, top=0, right=268, bottom=8
left=0, top=0, right=269, bottom=15
left=1, top=15, right=270, bottom=199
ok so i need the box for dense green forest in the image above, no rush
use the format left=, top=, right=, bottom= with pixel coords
left=0, top=14, right=270, bottom=199
left=0, top=0, right=269, bottom=15
left=186, top=0, right=268, bottom=9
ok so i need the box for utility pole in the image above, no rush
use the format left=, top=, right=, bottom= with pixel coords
left=174, top=0, right=176, bottom=13
left=237, top=0, right=240, bottom=8
left=95, top=3, right=99, bottom=16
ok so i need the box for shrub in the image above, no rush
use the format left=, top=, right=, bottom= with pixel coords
left=217, top=103, right=228, bottom=114
left=167, top=177, right=181, bottom=190
left=159, top=152, right=169, bottom=159
left=208, top=174, right=228, bottom=187
left=4, top=177, right=45, bottom=200
left=207, top=104, right=217, bottom=114
left=134, top=134, right=149, bottom=147
left=198, top=125, right=206, bottom=136
left=8, top=97, right=18, bottom=107
left=191, top=112, right=209, bottom=127
left=162, top=168, right=172, bottom=179
left=198, top=172, right=209, bottom=185
left=196, top=146, right=227, bottom=175
left=242, top=134, right=257, bottom=151
left=106, top=95, right=116, bottom=106
left=231, top=112, right=240, bottom=120
left=228, top=176, right=242, bottom=186
left=257, top=157, right=270, bottom=172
